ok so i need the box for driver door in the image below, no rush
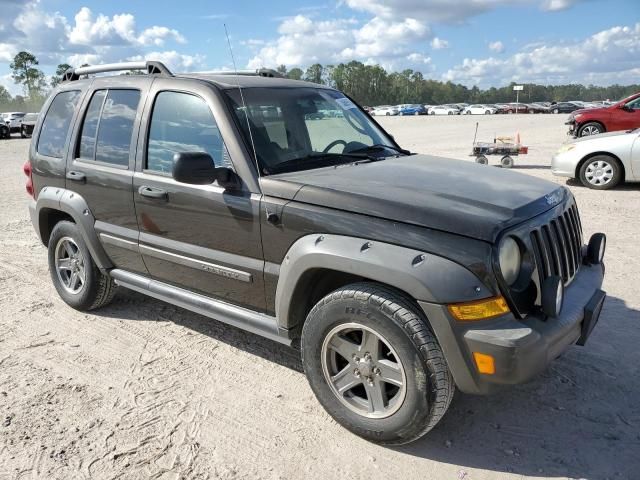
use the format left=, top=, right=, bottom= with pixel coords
left=617, top=97, right=640, bottom=131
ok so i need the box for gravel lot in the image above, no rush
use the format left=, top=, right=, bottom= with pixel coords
left=1, top=114, right=639, bottom=480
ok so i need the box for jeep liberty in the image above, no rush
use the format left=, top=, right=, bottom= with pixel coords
left=25, top=61, right=607, bottom=444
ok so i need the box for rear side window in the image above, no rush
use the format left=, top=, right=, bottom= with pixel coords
left=146, top=91, right=232, bottom=174
left=77, top=89, right=140, bottom=167
left=37, top=91, right=81, bottom=158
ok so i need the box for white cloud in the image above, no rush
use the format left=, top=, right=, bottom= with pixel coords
left=430, top=37, right=449, bottom=49
left=0, top=1, right=189, bottom=71
left=488, top=40, right=504, bottom=53
left=407, top=53, right=432, bottom=64
left=247, top=15, right=429, bottom=68
left=344, top=0, right=587, bottom=23
left=444, top=22, right=640, bottom=86
left=128, top=51, right=205, bottom=71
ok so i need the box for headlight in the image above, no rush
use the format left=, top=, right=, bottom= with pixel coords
left=556, top=144, right=576, bottom=154
left=498, top=237, right=521, bottom=285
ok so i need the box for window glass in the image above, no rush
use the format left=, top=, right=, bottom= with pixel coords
left=37, top=91, right=81, bottom=158
left=626, top=97, right=640, bottom=110
left=78, top=90, right=106, bottom=159
left=147, top=91, right=232, bottom=174
left=95, top=90, right=140, bottom=166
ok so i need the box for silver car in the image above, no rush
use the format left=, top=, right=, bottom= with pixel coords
left=552, top=129, right=640, bottom=189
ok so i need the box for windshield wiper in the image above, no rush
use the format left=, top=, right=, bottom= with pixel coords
left=349, top=144, right=412, bottom=155
left=268, top=152, right=376, bottom=174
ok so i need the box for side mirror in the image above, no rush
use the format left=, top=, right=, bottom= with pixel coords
left=172, top=152, right=238, bottom=189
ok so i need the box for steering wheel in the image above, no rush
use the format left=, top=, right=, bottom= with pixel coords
left=323, top=140, right=347, bottom=153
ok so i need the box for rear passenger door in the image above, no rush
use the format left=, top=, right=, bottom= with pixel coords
left=132, top=79, right=265, bottom=311
left=66, top=79, right=151, bottom=274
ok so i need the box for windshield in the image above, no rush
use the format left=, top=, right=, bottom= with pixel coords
left=224, top=87, right=398, bottom=175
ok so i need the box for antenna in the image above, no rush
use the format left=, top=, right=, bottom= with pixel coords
left=224, top=24, right=260, bottom=177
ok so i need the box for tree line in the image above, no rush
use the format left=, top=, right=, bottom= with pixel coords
left=2, top=51, right=639, bottom=112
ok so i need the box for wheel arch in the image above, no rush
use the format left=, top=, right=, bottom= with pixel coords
left=575, top=151, right=625, bottom=181
left=275, top=234, right=493, bottom=332
left=577, top=120, right=606, bottom=135
left=34, top=187, right=113, bottom=271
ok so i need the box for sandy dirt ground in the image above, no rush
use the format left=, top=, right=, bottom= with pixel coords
left=1, top=114, right=639, bottom=480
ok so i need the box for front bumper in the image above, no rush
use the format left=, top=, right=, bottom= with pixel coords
left=419, top=262, right=605, bottom=395
left=566, top=119, right=577, bottom=136
left=551, top=152, right=577, bottom=177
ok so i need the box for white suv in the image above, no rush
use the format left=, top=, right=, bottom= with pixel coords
left=2, top=112, right=26, bottom=132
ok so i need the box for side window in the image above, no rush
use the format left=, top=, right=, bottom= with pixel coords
left=147, top=91, right=232, bottom=174
left=626, top=98, right=640, bottom=110
left=95, top=90, right=140, bottom=166
left=78, top=90, right=106, bottom=159
left=37, top=90, right=81, bottom=158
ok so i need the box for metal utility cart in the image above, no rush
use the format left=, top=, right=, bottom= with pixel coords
left=470, top=123, right=528, bottom=168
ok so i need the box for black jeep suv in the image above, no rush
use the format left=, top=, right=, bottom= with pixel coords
left=25, top=61, right=607, bottom=445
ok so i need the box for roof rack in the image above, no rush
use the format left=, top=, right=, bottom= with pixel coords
left=62, top=61, right=173, bottom=82
left=204, top=68, right=284, bottom=78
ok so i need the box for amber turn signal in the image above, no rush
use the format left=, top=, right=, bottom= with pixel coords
left=473, top=352, right=496, bottom=375
left=448, top=296, right=510, bottom=321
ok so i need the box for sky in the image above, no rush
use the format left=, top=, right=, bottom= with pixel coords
left=0, top=0, right=639, bottom=96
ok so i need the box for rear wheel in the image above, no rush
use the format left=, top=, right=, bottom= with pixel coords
left=475, top=155, right=488, bottom=165
left=553, top=108, right=559, bottom=114
left=501, top=156, right=514, bottom=168
left=578, top=155, right=622, bottom=190
left=48, top=221, right=117, bottom=311
left=301, top=283, right=454, bottom=445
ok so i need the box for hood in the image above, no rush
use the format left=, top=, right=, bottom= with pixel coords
left=261, top=155, right=567, bottom=242
left=569, top=128, right=634, bottom=144
left=571, top=105, right=612, bottom=118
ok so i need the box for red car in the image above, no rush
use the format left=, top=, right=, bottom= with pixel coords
left=567, top=92, right=640, bottom=137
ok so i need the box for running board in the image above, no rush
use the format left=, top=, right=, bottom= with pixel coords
left=109, top=269, right=291, bottom=345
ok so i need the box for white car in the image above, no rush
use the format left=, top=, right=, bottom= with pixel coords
left=371, top=106, right=399, bottom=116
left=552, top=129, right=640, bottom=189
left=428, top=105, right=458, bottom=115
left=462, top=104, right=496, bottom=115
left=1, top=112, right=26, bottom=132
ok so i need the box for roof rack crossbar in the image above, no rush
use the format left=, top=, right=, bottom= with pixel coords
left=205, top=68, right=283, bottom=78
left=62, top=61, right=173, bottom=82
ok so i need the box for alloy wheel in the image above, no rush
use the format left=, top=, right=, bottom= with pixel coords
left=321, top=323, right=407, bottom=419
left=581, top=125, right=601, bottom=136
left=54, top=237, right=86, bottom=294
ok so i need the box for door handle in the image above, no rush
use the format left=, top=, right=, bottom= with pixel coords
left=138, top=185, right=168, bottom=200
left=66, top=170, right=86, bottom=183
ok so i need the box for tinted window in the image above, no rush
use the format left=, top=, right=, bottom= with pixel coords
left=78, top=90, right=106, bottom=159
left=95, top=90, right=140, bottom=166
left=37, top=91, right=81, bottom=158
left=147, top=91, right=232, bottom=174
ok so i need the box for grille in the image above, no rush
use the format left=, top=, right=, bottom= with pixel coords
left=529, top=203, right=583, bottom=286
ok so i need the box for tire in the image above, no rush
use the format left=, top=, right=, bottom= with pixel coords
left=48, top=221, right=117, bottom=311
left=578, top=155, right=622, bottom=190
left=386, top=112, right=390, bottom=116
left=475, top=155, right=488, bottom=165
left=485, top=110, right=490, bottom=115
left=301, top=283, right=454, bottom=445
left=578, top=122, right=604, bottom=137
left=20, top=127, right=26, bottom=139
left=553, top=108, right=559, bottom=114
left=501, top=156, right=514, bottom=168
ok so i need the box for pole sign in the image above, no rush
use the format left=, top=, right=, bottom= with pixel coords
left=513, top=85, right=524, bottom=91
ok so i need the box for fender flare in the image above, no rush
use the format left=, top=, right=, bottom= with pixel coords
left=275, top=234, right=493, bottom=329
left=34, top=187, right=113, bottom=271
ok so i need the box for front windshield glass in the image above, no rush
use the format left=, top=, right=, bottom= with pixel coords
left=224, top=87, right=397, bottom=174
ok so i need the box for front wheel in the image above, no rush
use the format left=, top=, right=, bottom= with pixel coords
left=578, top=122, right=604, bottom=137
left=48, top=221, right=117, bottom=311
left=578, top=155, right=622, bottom=190
left=301, top=283, right=454, bottom=445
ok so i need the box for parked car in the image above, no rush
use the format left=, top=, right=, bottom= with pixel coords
left=566, top=92, right=640, bottom=137
left=26, top=60, right=607, bottom=446
left=503, top=103, right=528, bottom=114
left=549, top=102, right=581, bottom=114
left=462, top=104, right=496, bottom=115
left=552, top=129, right=640, bottom=189
left=371, top=105, right=399, bottom=116
left=19, top=113, right=38, bottom=138
left=428, top=105, right=458, bottom=115
left=526, top=103, right=550, bottom=114
left=1, top=112, right=26, bottom=132
left=399, top=104, right=427, bottom=115
left=0, top=122, right=9, bottom=139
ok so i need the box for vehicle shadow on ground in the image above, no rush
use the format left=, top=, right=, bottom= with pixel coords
left=99, top=290, right=639, bottom=479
